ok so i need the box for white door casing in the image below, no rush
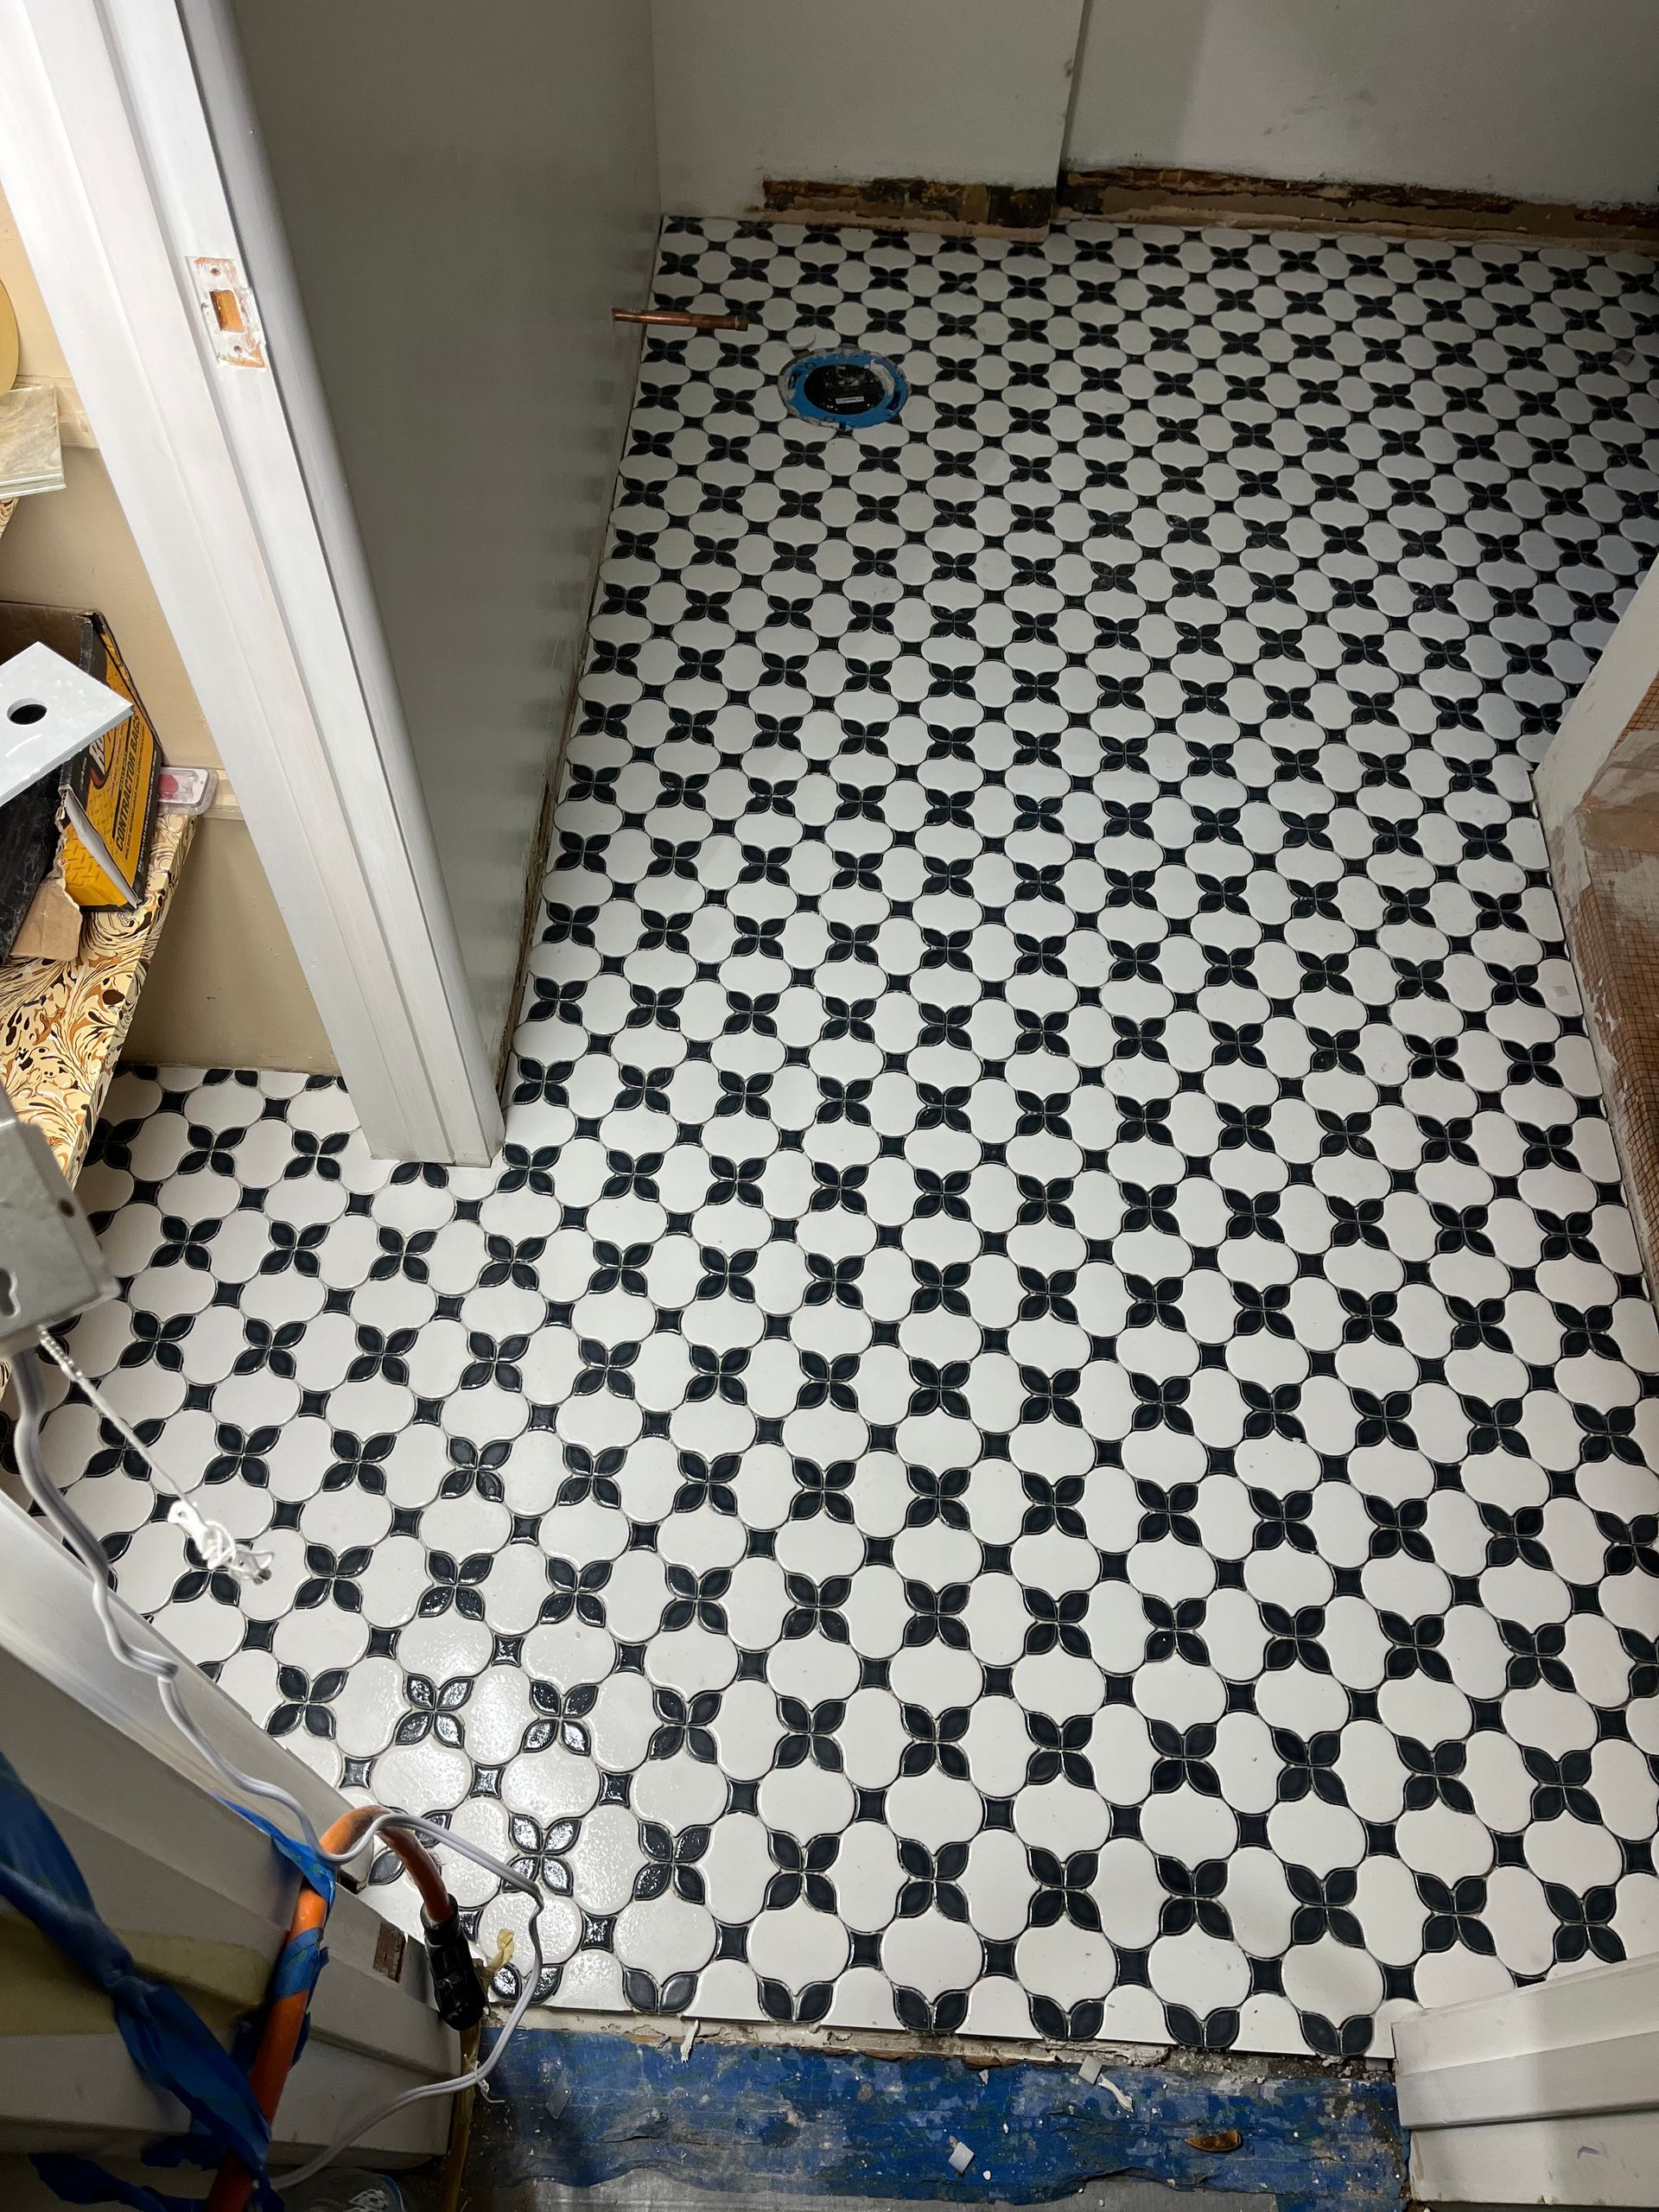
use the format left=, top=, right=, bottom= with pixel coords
left=0, top=0, right=502, bottom=1163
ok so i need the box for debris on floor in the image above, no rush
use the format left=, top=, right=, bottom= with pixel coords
left=460, top=2024, right=1405, bottom=2209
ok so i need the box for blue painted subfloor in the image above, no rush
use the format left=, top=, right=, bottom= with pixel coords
left=467, top=2026, right=1406, bottom=2212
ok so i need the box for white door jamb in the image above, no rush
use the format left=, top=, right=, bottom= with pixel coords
left=0, top=0, right=503, bottom=1164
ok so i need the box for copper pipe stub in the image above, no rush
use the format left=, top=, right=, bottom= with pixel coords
left=613, top=308, right=749, bottom=331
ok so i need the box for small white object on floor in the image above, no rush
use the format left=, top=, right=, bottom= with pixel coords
left=1077, top=2056, right=1133, bottom=2111
left=679, top=2020, right=699, bottom=2063
left=946, top=2139, right=974, bottom=2176
left=167, top=1496, right=270, bottom=1584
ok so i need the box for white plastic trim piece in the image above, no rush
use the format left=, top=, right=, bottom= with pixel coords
left=1395, top=1951, right=1659, bottom=2084
left=0, top=639, right=130, bottom=804
left=1408, top=2107, right=1659, bottom=2209
left=1395, top=1954, right=1659, bottom=2202
left=1535, top=552, right=1659, bottom=838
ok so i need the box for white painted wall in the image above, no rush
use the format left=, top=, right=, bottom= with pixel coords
left=1065, top=0, right=1659, bottom=207
left=229, top=0, right=661, bottom=1064
left=652, top=0, right=1085, bottom=216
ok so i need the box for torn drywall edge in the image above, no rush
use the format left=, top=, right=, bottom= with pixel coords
left=1058, top=166, right=1659, bottom=250
left=760, top=178, right=1054, bottom=240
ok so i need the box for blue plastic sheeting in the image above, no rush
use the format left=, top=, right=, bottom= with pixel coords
left=0, top=1749, right=277, bottom=2209
left=469, top=2028, right=1406, bottom=2212
left=231, top=1800, right=338, bottom=1910
left=31, top=2154, right=209, bottom=2212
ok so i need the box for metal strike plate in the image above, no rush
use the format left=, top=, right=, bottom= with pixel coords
left=372, top=1921, right=408, bottom=1983
left=0, top=1109, right=116, bottom=1354
left=191, top=257, right=267, bottom=369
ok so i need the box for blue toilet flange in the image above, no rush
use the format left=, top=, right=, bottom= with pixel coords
left=780, top=348, right=908, bottom=429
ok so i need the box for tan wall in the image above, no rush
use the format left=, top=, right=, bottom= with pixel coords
left=124, top=816, right=334, bottom=1073
left=0, top=448, right=220, bottom=770
left=0, top=181, right=332, bottom=1074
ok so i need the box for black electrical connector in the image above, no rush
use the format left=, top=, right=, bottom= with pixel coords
left=423, top=1902, right=486, bottom=2031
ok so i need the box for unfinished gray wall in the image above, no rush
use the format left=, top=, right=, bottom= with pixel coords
left=1065, top=0, right=1659, bottom=206
left=652, top=0, right=1085, bottom=216
left=229, top=0, right=659, bottom=1062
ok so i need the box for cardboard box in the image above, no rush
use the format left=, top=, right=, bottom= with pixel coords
left=0, top=602, right=99, bottom=960
left=60, top=620, right=160, bottom=909
left=0, top=604, right=161, bottom=958
left=10, top=870, right=81, bottom=961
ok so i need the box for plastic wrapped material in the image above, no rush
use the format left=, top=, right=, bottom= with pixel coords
left=0, top=382, right=64, bottom=498
left=157, top=764, right=219, bottom=815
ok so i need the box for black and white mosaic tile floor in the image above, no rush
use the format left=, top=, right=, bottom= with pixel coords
left=40, top=219, right=1659, bottom=2058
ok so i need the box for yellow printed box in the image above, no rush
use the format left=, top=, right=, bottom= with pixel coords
left=60, top=616, right=160, bottom=910
left=0, top=602, right=162, bottom=912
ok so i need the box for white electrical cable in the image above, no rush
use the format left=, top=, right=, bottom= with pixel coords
left=10, top=1342, right=556, bottom=2189
left=13, top=1345, right=324, bottom=1852
left=266, top=1802, right=548, bottom=2196
left=39, top=1330, right=274, bottom=1585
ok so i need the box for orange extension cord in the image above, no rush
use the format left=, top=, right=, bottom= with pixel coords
left=204, top=1808, right=455, bottom=2212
